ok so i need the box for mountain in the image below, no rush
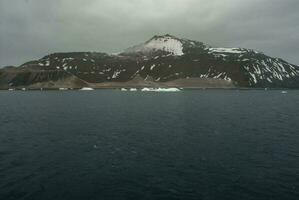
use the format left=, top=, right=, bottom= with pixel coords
left=1, top=34, right=299, bottom=89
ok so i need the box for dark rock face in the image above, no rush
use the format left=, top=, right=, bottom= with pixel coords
left=1, top=34, right=299, bottom=89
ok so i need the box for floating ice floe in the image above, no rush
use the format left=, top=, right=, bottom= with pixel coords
left=8, top=88, right=14, bottom=91
left=59, top=88, right=68, bottom=91
left=121, top=88, right=138, bottom=92
left=281, top=91, right=288, bottom=94
left=80, top=87, right=94, bottom=91
left=141, top=88, right=181, bottom=92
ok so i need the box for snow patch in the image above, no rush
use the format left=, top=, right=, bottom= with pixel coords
left=112, top=69, right=126, bottom=79
left=209, top=48, right=246, bottom=54
left=150, top=64, right=156, bottom=71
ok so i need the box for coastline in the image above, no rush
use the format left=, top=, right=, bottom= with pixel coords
left=0, top=87, right=296, bottom=91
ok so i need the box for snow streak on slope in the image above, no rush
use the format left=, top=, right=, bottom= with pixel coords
left=242, top=58, right=299, bottom=86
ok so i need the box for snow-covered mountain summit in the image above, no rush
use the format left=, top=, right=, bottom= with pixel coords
left=124, top=34, right=186, bottom=56
left=123, top=34, right=258, bottom=57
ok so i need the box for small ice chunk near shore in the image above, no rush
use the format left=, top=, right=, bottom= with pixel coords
left=80, top=87, right=94, bottom=91
left=121, top=88, right=138, bottom=91
left=141, top=88, right=181, bottom=92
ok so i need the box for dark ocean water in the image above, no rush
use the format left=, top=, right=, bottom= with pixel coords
left=0, top=90, right=299, bottom=200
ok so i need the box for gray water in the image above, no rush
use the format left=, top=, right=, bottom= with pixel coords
left=0, top=90, right=299, bottom=200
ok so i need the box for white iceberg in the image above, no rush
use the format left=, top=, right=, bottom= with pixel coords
left=121, top=88, right=138, bottom=92
left=156, top=88, right=181, bottom=92
left=141, top=88, right=180, bottom=92
left=141, top=88, right=154, bottom=92
left=80, top=87, right=94, bottom=91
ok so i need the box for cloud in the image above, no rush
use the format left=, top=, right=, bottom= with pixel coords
left=0, top=0, right=298, bottom=67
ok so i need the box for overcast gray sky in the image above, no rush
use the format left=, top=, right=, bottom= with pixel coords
left=0, top=0, right=298, bottom=67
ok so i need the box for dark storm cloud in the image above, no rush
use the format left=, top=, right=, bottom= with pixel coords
left=0, top=0, right=298, bottom=67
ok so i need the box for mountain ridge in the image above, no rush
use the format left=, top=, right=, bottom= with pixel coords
left=1, top=34, right=299, bottom=89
